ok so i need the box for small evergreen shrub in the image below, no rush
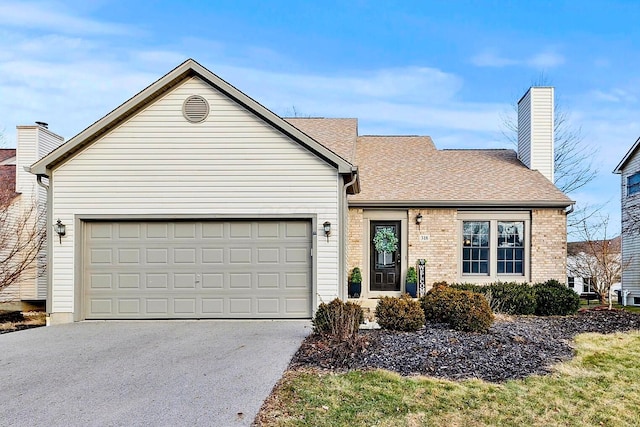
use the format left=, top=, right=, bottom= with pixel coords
left=375, top=294, right=425, bottom=331
left=420, top=283, right=494, bottom=333
left=448, top=290, right=494, bottom=333
left=420, top=284, right=457, bottom=323
left=406, top=267, right=418, bottom=283
left=312, top=298, right=364, bottom=339
left=350, top=267, right=362, bottom=284
left=451, top=282, right=537, bottom=315
left=533, top=279, right=580, bottom=316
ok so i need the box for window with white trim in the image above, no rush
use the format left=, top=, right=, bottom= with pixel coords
left=459, top=212, right=530, bottom=282
left=567, top=276, right=575, bottom=288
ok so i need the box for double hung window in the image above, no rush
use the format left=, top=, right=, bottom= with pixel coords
left=459, top=212, right=529, bottom=282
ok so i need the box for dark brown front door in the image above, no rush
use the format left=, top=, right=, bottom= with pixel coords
left=370, top=221, right=401, bottom=292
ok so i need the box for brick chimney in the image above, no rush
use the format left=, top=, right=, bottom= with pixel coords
left=517, top=87, right=555, bottom=183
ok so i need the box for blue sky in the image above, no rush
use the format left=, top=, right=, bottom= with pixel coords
left=1, top=0, right=638, bottom=236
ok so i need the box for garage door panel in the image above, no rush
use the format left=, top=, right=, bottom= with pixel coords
left=84, top=220, right=312, bottom=319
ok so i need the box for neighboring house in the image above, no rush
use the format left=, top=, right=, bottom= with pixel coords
left=0, top=125, right=64, bottom=309
left=566, top=237, right=621, bottom=297
left=614, top=139, right=640, bottom=306
left=26, top=59, right=572, bottom=324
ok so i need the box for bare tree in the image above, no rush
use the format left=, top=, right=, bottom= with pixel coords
left=0, top=181, right=46, bottom=297
left=567, top=214, right=628, bottom=306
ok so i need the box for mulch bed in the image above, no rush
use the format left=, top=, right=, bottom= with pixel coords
left=290, top=309, right=640, bottom=383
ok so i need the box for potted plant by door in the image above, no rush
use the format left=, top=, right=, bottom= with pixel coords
left=405, top=266, right=418, bottom=298
left=349, top=267, right=362, bottom=298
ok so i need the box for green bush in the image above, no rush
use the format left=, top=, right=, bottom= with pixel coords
left=420, top=284, right=457, bottom=323
left=533, top=279, right=580, bottom=316
left=450, top=282, right=537, bottom=315
left=406, top=266, right=418, bottom=283
left=375, top=294, right=425, bottom=331
left=448, top=291, right=494, bottom=333
left=350, top=267, right=362, bottom=284
left=420, top=283, right=494, bottom=333
left=312, top=298, right=364, bottom=339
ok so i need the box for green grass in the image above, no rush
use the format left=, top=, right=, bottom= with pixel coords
left=259, top=331, right=640, bottom=426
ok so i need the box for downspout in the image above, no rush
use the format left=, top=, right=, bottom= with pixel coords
left=36, top=173, right=52, bottom=323
left=341, top=169, right=359, bottom=300
left=564, top=204, right=574, bottom=288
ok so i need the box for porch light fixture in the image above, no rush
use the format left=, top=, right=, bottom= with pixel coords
left=323, top=221, right=331, bottom=242
left=54, top=219, right=66, bottom=244
left=416, top=213, right=423, bottom=230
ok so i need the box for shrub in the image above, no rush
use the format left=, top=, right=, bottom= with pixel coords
left=533, top=279, right=580, bottom=316
left=406, top=266, right=418, bottom=283
left=448, top=291, right=494, bottom=333
left=420, top=284, right=457, bottom=323
left=451, top=282, right=537, bottom=315
left=375, top=294, right=425, bottom=331
left=350, top=267, right=362, bottom=283
left=312, top=298, right=364, bottom=340
left=420, top=284, right=494, bottom=333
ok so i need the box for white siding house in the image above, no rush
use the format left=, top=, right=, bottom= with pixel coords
left=614, top=137, right=640, bottom=305
left=30, top=60, right=357, bottom=324
left=0, top=125, right=63, bottom=308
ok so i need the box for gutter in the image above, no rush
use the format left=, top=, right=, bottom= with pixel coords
left=348, top=200, right=574, bottom=208
left=339, top=168, right=359, bottom=300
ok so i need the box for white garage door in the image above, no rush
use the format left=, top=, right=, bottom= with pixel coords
left=83, top=220, right=312, bottom=319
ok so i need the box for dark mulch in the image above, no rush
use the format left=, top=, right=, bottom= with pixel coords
left=0, top=311, right=25, bottom=323
left=290, top=309, right=640, bottom=383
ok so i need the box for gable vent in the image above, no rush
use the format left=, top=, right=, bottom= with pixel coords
left=182, top=95, right=209, bottom=123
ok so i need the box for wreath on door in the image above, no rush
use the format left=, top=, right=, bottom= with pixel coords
left=373, top=227, right=398, bottom=253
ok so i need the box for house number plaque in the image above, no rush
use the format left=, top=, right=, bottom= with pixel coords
left=417, top=259, right=426, bottom=297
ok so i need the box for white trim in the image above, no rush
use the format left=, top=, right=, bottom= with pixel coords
left=457, top=211, right=531, bottom=283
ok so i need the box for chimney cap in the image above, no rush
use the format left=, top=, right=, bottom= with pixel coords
left=35, top=121, right=48, bottom=129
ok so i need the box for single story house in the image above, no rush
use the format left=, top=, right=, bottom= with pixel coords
left=27, top=59, right=572, bottom=324
left=614, top=139, right=640, bottom=305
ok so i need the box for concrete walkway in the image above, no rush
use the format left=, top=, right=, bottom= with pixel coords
left=0, top=320, right=310, bottom=426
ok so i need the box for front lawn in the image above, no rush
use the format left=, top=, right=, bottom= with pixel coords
left=257, top=331, right=640, bottom=426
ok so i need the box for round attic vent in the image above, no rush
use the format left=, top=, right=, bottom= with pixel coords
left=182, top=95, right=209, bottom=123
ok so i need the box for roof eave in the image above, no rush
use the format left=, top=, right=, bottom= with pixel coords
left=613, top=136, right=640, bottom=174
left=347, top=199, right=575, bottom=208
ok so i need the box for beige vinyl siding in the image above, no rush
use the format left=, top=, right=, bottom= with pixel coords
left=50, top=76, right=341, bottom=314
left=15, top=126, right=63, bottom=300
left=621, top=148, right=640, bottom=304
left=14, top=128, right=38, bottom=299
left=36, top=130, right=63, bottom=299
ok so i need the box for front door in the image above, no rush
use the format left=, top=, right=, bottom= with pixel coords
left=370, top=221, right=401, bottom=292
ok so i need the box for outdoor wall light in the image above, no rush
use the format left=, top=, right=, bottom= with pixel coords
left=54, top=219, right=66, bottom=244
left=416, top=213, right=423, bottom=230
left=323, top=221, right=331, bottom=242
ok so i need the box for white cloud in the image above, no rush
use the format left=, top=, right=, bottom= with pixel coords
left=526, top=52, right=565, bottom=68
left=591, top=88, right=638, bottom=104
left=471, top=49, right=565, bottom=69
left=0, top=1, right=135, bottom=36
left=470, top=51, right=518, bottom=67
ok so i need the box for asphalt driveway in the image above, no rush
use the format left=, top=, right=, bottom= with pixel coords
left=0, top=320, right=310, bottom=426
